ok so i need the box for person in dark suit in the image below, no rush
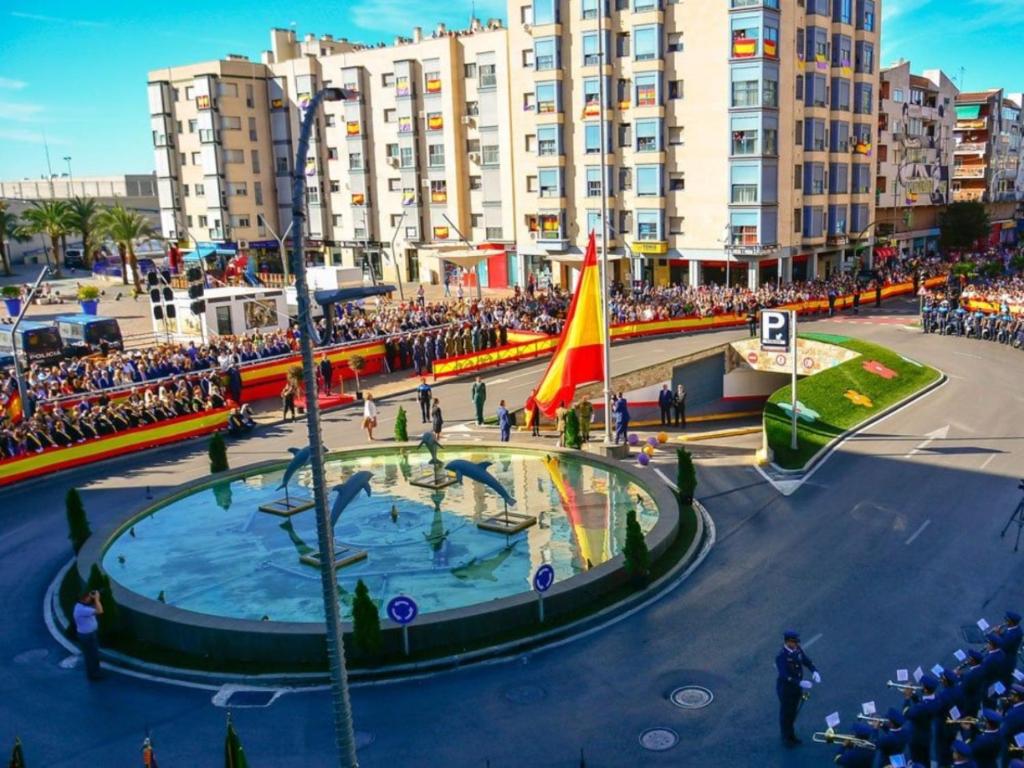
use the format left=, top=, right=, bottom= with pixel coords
left=319, top=355, right=333, bottom=395
left=775, top=630, right=819, bottom=745
left=903, top=673, right=942, bottom=766
left=658, top=385, right=673, bottom=426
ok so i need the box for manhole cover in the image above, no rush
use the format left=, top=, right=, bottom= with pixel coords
left=223, top=689, right=277, bottom=707
left=59, top=654, right=80, bottom=669
left=355, top=731, right=375, bottom=750
left=670, top=685, right=714, bottom=710
left=639, top=727, right=679, bottom=752
left=13, top=649, right=49, bottom=665
left=961, top=625, right=986, bottom=645
left=503, top=684, right=546, bottom=705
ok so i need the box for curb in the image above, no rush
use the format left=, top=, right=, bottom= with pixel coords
left=45, top=495, right=714, bottom=691
left=678, top=426, right=762, bottom=443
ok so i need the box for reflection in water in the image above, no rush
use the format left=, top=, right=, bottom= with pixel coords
left=103, top=450, right=659, bottom=622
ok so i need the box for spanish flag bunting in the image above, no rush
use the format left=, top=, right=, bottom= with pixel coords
left=532, top=232, right=605, bottom=416
left=427, top=113, right=443, bottom=131
left=1, top=391, right=22, bottom=424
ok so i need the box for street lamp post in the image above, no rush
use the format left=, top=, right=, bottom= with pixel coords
left=63, top=156, right=73, bottom=196
left=290, top=86, right=360, bottom=768
left=257, top=212, right=294, bottom=287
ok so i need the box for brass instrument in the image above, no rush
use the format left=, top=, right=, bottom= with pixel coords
left=812, top=728, right=877, bottom=750
left=856, top=714, right=889, bottom=727
left=945, top=716, right=979, bottom=726
left=886, top=680, right=923, bottom=693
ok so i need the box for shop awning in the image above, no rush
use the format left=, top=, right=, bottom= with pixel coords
left=956, top=104, right=981, bottom=120
left=314, top=285, right=396, bottom=306
left=546, top=252, right=624, bottom=264
left=874, top=246, right=897, bottom=260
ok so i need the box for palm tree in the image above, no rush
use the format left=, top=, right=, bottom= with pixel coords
left=20, top=200, right=72, bottom=278
left=96, top=204, right=153, bottom=293
left=0, top=204, right=29, bottom=277
left=66, top=196, right=101, bottom=269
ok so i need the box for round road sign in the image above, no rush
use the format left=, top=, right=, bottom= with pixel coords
left=386, top=595, right=419, bottom=626
left=532, top=564, right=555, bottom=593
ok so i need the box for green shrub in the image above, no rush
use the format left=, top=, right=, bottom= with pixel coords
left=563, top=408, right=581, bottom=449
left=76, top=284, right=101, bottom=301
left=394, top=405, right=409, bottom=442
left=675, top=447, right=697, bottom=505
left=622, top=509, right=650, bottom=586
left=351, top=579, right=381, bottom=656
left=65, top=488, right=92, bottom=554
left=208, top=433, right=229, bottom=473
left=1, top=286, right=19, bottom=299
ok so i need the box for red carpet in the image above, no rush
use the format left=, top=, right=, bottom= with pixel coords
left=295, top=392, right=355, bottom=411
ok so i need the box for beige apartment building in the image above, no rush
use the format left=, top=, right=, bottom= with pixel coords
left=148, top=22, right=518, bottom=288
left=874, top=63, right=957, bottom=259
left=507, top=0, right=882, bottom=288
left=951, top=88, right=1024, bottom=247
left=149, top=0, right=882, bottom=290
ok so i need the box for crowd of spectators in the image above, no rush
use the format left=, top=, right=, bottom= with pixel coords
left=1, top=372, right=232, bottom=461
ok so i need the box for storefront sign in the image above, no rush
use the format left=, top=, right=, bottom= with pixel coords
left=631, top=241, right=668, bottom=255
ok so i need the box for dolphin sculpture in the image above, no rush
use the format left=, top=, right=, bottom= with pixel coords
left=277, top=446, right=312, bottom=490
left=444, top=459, right=516, bottom=507
left=329, top=471, right=374, bottom=528
left=417, top=431, right=444, bottom=466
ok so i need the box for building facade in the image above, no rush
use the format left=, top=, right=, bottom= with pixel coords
left=148, top=23, right=517, bottom=287
left=874, top=63, right=957, bottom=259
left=149, top=2, right=882, bottom=290
left=506, top=0, right=881, bottom=288
left=952, top=88, right=1024, bottom=246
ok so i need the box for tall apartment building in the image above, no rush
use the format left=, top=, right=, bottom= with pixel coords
left=953, top=88, right=1024, bottom=245
left=874, top=63, right=957, bottom=259
left=148, top=22, right=517, bottom=287
left=506, top=0, right=882, bottom=288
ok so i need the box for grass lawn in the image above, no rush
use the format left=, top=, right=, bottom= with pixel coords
left=764, top=334, right=940, bottom=470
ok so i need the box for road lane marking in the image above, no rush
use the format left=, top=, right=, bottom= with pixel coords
left=905, top=520, right=931, bottom=545
left=981, top=454, right=997, bottom=471
left=952, top=350, right=984, bottom=360
left=905, top=425, right=950, bottom=457
left=803, top=633, right=823, bottom=649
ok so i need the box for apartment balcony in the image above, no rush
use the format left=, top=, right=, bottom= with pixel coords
left=953, top=165, right=987, bottom=180
left=955, top=142, right=987, bottom=154
left=952, top=188, right=985, bottom=203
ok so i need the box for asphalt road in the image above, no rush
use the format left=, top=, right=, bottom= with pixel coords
left=2, top=300, right=1023, bottom=767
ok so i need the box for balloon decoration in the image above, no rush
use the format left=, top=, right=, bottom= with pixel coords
left=646, top=436, right=658, bottom=447
left=627, top=433, right=640, bottom=446
left=637, top=452, right=650, bottom=466
left=657, top=432, right=668, bottom=444
left=643, top=444, right=655, bottom=457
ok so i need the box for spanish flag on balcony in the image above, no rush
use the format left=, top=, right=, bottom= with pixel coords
left=732, top=33, right=757, bottom=58
left=533, top=232, right=605, bottom=416
left=582, top=101, right=601, bottom=118
left=401, top=189, right=416, bottom=206
left=426, top=77, right=442, bottom=94
left=427, top=113, right=443, bottom=131
left=815, top=53, right=828, bottom=71
left=351, top=193, right=365, bottom=205
left=433, top=226, right=449, bottom=239
left=763, top=38, right=778, bottom=58
left=346, top=121, right=360, bottom=136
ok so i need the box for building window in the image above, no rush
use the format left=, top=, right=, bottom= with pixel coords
left=187, top=119, right=197, bottom=133
left=426, top=112, right=443, bottom=131
left=669, top=172, right=684, bottom=191
left=467, top=138, right=481, bottom=154
left=732, top=129, right=757, bottom=155
left=195, top=183, right=204, bottom=196
left=535, top=37, right=558, bottom=70
left=763, top=79, right=778, bottom=108
left=465, top=63, right=478, bottom=78
left=482, top=145, right=500, bottom=166
left=191, top=151, right=202, bottom=164
left=732, top=183, right=758, bottom=203
left=425, top=72, right=442, bottom=94
left=385, top=143, right=399, bottom=158
left=479, top=64, right=497, bottom=88
left=636, top=73, right=658, bottom=106
left=634, top=0, right=658, bottom=11
left=466, top=101, right=479, bottom=116
left=667, top=32, right=683, bottom=53
left=539, top=168, right=561, bottom=198
left=469, top=176, right=482, bottom=190
left=585, top=123, right=603, bottom=154
left=538, top=125, right=559, bottom=155
left=669, top=216, right=684, bottom=235
left=400, top=147, right=414, bottom=168
left=251, top=150, right=261, bottom=173
left=327, top=147, right=339, bottom=160
left=349, top=153, right=362, bottom=170
left=669, top=80, right=683, bottom=100
left=224, top=149, right=244, bottom=164
left=221, top=115, right=241, bottom=130
left=732, top=224, right=758, bottom=245
left=634, top=25, right=659, bottom=61
left=532, top=0, right=556, bottom=25
left=382, top=73, right=394, bottom=87
left=637, top=210, right=661, bottom=240
left=617, top=32, right=631, bottom=58
left=582, top=0, right=600, bottom=18
left=485, top=226, right=503, bottom=240
left=526, top=176, right=538, bottom=193
left=636, top=119, right=660, bottom=152
left=276, top=156, right=289, bottom=174
left=384, top=108, right=397, bottom=123
left=430, top=180, right=447, bottom=204
left=539, top=214, right=562, bottom=240
left=582, top=33, right=602, bottom=67
left=668, top=126, right=684, bottom=145
left=586, top=210, right=602, bottom=235
left=428, top=144, right=445, bottom=167
left=183, top=184, right=189, bottom=197
left=583, top=78, right=602, bottom=115
left=732, top=80, right=759, bottom=108
left=536, top=82, right=558, bottom=113
left=522, top=48, right=535, bottom=68
left=618, top=122, right=632, bottom=147
left=619, top=167, right=632, bottom=191
left=388, top=178, right=401, bottom=191
left=586, top=166, right=603, bottom=197
left=636, top=165, right=660, bottom=196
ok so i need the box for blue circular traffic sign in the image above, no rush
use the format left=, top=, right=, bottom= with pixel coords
left=386, top=595, right=419, bottom=625
left=532, top=564, right=555, bottom=593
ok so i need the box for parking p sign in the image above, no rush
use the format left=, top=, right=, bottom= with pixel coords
left=760, top=310, right=791, bottom=352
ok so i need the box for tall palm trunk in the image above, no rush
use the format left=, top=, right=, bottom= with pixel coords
left=117, top=243, right=129, bottom=285
left=0, top=237, right=10, bottom=276
left=56, top=232, right=66, bottom=277
left=128, top=243, right=142, bottom=293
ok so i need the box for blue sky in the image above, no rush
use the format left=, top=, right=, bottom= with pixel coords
left=0, top=0, right=1020, bottom=181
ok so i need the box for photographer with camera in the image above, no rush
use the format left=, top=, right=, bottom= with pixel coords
left=73, top=589, right=104, bottom=681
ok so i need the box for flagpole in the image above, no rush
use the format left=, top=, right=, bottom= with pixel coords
left=597, top=0, right=613, bottom=444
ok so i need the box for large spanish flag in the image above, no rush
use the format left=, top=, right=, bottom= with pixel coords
left=533, top=232, right=605, bottom=416
left=544, top=455, right=610, bottom=569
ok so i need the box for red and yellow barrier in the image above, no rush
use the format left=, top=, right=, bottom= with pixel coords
left=239, top=340, right=386, bottom=401
left=963, top=298, right=1024, bottom=315
left=0, top=407, right=230, bottom=487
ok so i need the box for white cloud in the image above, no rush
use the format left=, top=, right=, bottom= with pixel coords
left=9, top=11, right=107, bottom=28
left=883, top=0, right=932, bottom=22
left=0, top=101, right=44, bottom=123
left=0, top=77, right=26, bottom=90
left=349, top=0, right=505, bottom=34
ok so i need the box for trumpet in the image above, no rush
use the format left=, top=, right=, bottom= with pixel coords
left=946, top=716, right=979, bottom=726
left=812, top=728, right=877, bottom=750
left=857, top=714, right=889, bottom=727
left=886, top=681, right=923, bottom=693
